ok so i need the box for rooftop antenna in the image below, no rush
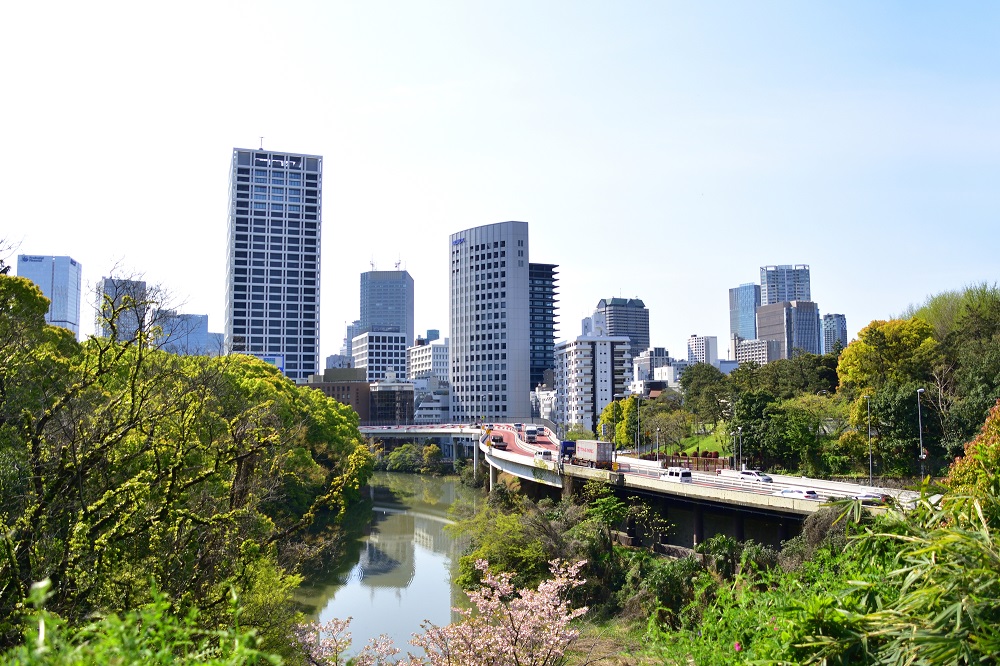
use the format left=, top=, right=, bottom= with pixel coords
left=259, top=136, right=264, bottom=150
left=395, top=259, right=401, bottom=270
left=370, top=259, right=376, bottom=271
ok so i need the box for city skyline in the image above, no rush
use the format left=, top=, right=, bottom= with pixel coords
left=5, top=2, right=999, bottom=362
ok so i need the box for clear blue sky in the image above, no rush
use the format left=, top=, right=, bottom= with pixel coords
left=4, top=1, right=998, bottom=359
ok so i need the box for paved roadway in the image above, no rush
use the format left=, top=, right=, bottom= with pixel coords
left=482, top=423, right=916, bottom=506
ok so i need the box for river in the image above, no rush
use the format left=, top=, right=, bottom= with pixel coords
left=294, top=471, right=477, bottom=655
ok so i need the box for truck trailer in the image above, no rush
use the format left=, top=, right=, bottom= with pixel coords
left=571, top=439, right=614, bottom=469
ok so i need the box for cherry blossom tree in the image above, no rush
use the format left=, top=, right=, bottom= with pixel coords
left=296, top=559, right=588, bottom=666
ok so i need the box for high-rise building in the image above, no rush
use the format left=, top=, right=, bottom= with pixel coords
left=156, top=311, right=224, bottom=355
left=687, top=335, right=719, bottom=365
left=16, top=255, right=82, bottom=338
left=822, top=313, right=848, bottom=355
left=633, top=347, right=671, bottom=383
left=756, top=300, right=821, bottom=359
left=734, top=338, right=782, bottom=365
left=760, top=265, right=811, bottom=305
left=593, top=297, right=649, bottom=362
left=359, top=270, right=414, bottom=346
left=225, top=148, right=322, bottom=381
left=351, top=331, right=408, bottom=381
left=729, top=283, right=761, bottom=341
left=407, top=337, right=450, bottom=382
left=554, top=313, right=631, bottom=435
left=528, top=263, right=558, bottom=390
left=95, top=277, right=147, bottom=342
left=449, top=221, right=531, bottom=421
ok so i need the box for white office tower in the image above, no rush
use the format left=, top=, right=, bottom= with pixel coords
left=16, top=255, right=83, bottom=338
left=554, top=312, right=631, bottom=435
left=448, top=221, right=531, bottom=421
left=686, top=335, right=719, bottom=365
left=225, top=149, right=322, bottom=381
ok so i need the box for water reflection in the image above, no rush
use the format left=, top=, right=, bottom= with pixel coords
left=295, top=472, right=475, bottom=654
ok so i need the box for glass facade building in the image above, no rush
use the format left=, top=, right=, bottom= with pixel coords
left=528, top=263, right=558, bottom=390
left=822, top=313, right=848, bottom=354
left=225, top=148, right=322, bottom=381
left=16, top=255, right=82, bottom=338
left=359, top=270, right=414, bottom=347
left=729, top=282, right=761, bottom=340
left=760, top=265, right=811, bottom=305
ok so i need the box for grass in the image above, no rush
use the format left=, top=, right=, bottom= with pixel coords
left=676, top=432, right=727, bottom=455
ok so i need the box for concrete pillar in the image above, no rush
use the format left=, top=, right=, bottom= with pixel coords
left=561, top=474, right=575, bottom=501
left=777, top=518, right=790, bottom=544
left=489, top=463, right=497, bottom=492
left=693, top=504, right=704, bottom=548
left=734, top=513, right=746, bottom=542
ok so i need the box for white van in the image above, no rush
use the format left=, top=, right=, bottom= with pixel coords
left=660, top=467, right=693, bottom=483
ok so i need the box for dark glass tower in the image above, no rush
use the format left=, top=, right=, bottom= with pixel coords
left=528, top=263, right=558, bottom=390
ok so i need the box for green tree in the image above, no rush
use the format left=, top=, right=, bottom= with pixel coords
left=0, top=274, right=373, bottom=651
left=679, top=363, right=728, bottom=431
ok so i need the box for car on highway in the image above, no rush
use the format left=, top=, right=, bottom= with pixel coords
left=774, top=488, right=821, bottom=500
left=660, top=467, right=693, bottom=483
left=853, top=492, right=891, bottom=505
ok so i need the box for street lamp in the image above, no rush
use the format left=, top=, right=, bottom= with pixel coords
left=656, top=427, right=660, bottom=464
left=738, top=426, right=743, bottom=470
left=917, top=388, right=925, bottom=480
left=865, top=394, right=873, bottom=486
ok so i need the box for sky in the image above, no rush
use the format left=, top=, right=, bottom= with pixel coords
left=3, top=1, right=999, bottom=360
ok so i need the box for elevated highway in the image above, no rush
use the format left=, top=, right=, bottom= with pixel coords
left=363, top=422, right=914, bottom=546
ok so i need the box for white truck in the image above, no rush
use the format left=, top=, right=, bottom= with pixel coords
left=524, top=425, right=538, bottom=443
left=571, top=440, right=614, bottom=470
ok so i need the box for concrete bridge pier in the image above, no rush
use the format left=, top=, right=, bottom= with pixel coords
left=489, top=463, right=497, bottom=492
left=733, top=513, right=746, bottom=542
left=561, top=473, right=576, bottom=501
left=693, top=504, right=704, bottom=548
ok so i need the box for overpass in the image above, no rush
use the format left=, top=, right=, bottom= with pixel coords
left=363, top=422, right=913, bottom=547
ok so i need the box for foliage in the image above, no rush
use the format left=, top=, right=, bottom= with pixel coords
left=0, top=274, right=373, bottom=651
left=838, top=317, right=940, bottom=394
left=561, top=425, right=595, bottom=442
left=679, top=363, right=728, bottom=429
left=947, top=398, right=1000, bottom=503
left=1, top=581, right=279, bottom=665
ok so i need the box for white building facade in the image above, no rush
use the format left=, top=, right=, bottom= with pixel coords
left=225, top=148, right=322, bottom=381
left=16, top=255, right=83, bottom=338
left=352, top=331, right=409, bottom=381
left=554, top=313, right=631, bottom=435
left=408, top=338, right=450, bottom=382
left=448, top=221, right=531, bottom=421
left=687, top=335, right=719, bottom=365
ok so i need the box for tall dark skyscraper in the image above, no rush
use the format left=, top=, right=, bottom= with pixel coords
left=528, top=263, right=558, bottom=390
left=225, top=148, right=323, bottom=381
left=593, top=297, right=649, bottom=362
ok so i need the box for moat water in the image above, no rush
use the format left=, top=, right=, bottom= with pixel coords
left=294, top=472, right=477, bottom=655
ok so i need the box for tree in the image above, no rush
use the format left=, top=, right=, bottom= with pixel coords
left=562, top=425, right=595, bottom=441
left=837, top=318, right=940, bottom=394
left=0, top=274, right=373, bottom=651
left=679, top=363, right=728, bottom=430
